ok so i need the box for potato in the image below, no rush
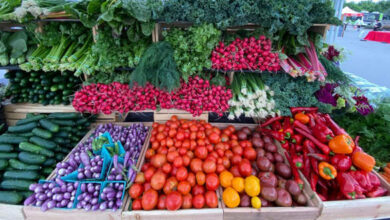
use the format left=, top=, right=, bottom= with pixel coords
left=240, top=193, right=251, bottom=207
left=256, top=148, right=266, bottom=158
left=277, top=178, right=287, bottom=189
left=259, top=197, right=272, bottom=207
left=265, top=143, right=277, bottom=153
left=274, top=153, right=284, bottom=163
left=293, top=193, right=307, bottom=206
left=275, top=163, right=292, bottom=179
left=263, top=135, right=272, bottom=144
left=261, top=187, right=277, bottom=202
left=252, top=137, right=264, bottom=148
left=258, top=172, right=278, bottom=187
left=257, top=157, right=272, bottom=172
left=275, top=188, right=292, bottom=207
left=265, top=152, right=274, bottom=163
left=286, top=180, right=301, bottom=196
left=252, top=132, right=261, bottom=139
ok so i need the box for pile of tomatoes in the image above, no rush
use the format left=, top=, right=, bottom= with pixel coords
left=128, top=116, right=258, bottom=210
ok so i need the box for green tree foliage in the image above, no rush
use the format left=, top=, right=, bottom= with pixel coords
left=345, top=0, right=390, bottom=14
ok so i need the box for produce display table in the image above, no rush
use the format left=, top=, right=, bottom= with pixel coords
left=364, top=31, right=390, bottom=44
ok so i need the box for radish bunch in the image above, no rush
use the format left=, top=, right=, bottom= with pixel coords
left=211, top=36, right=280, bottom=72
left=72, top=77, right=232, bottom=116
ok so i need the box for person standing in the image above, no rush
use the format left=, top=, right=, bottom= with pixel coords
left=374, top=20, right=382, bottom=31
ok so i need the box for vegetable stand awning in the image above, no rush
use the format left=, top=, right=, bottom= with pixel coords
left=342, top=7, right=363, bottom=17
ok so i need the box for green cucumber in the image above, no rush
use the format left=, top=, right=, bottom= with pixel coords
left=0, top=144, right=13, bottom=152
left=9, top=159, right=40, bottom=170
left=0, top=159, right=8, bottom=170
left=0, top=152, right=17, bottom=159
left=18, top=152, right=46, bottom=165
left=15, top=114, right=46, bottom=126
left=8, top=122, right=38, bottom=133
left=0, top=135, right=28, bottom=144
left=42, top=158, right=55, bottom=166
left=39, top=119, right=59, bottom=133
left=32, top=128, right=52, bottom=139
left=19, top=142, right=54, bottom=157
left=0, top=191, right=23, bottom=204
left=55, top=153, right=66, bottom=161
left=48, top=113, right=80, bottom=120
left=1, top=180, right=35, bottom=191
left=18, top=132, right=34, bottom=137
left=42, top=167, right=53, bottom=176
left=55, top=131, right=70, bottom=138
left=29, top=136, right=57, bottom=150
left=20, top=191, right=33, bottom=199
left=3, top=170, right=39, bottom=180
left=52, top=137, right=65, bottom=145
left=76, top=118, right=88, bottom=125
left=50, top=119, right=75, bottom=126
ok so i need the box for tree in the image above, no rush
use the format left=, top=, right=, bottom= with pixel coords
left=344, top=0, right=390, bottom=13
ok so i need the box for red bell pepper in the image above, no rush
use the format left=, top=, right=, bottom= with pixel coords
left=330, top=155, right=352, bottom=172
left=350, top=170, right=372, bottom=193
left=310, top=172, right=318, bottom=192
left=272, top=120, right=282, bottom=131
left=294, top=127, right=330, bottom=155
left=307, top=113, right=316, bottom=128
left=323, top=114, right=347, bottom=135
left=311, top=158, right=319, bottom=174
left=261, top=116, right=283, bottom=128
left=366, top=187, right=388, bottom=198
left=290, top=107, right=318, bottom=115
left=295, top=144, right=303, bottom=152
left=284, top=151, right=304, bottom=189
left=308, top=153, right=329, bottom=161
left=337, top=172, right=364, bottom=199
left=303, top=151, right=311, bottom=178
left=293, top=120, right=312, bottom=134
left=291, top=134, right=303, bottom=145
left=303, top=140, right=317, bottom=153
left=281, top=141, right=289, bottom=151
left=367, top=172, right=381, bottom=187
left=312, top=116, right=334, bottom=143
left=318, top=194, right=327, bottom=201
left=292, top=154, right=303, bottom=169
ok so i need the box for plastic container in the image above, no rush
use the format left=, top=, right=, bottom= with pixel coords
left=99, top=180, right=127, bottom=210
left=74, top=181, right=102, bottom=211
left=93, top=132, right=114, bottom=155
left=36, top=180, right=78, bottom=209
left=102, top=141, right=126, bottom=160
left=61, top=155, right=111, bottom=181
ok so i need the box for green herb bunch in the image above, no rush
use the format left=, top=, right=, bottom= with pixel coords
left=164, top=24, right=221, bottom=81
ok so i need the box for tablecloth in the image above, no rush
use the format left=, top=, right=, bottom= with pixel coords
left=364, top=31, right=390, bottom=43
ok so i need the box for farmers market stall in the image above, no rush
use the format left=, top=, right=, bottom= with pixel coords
left=364, top=31, right=390, bottom=44
left=0, top=0, right=390, bottom=220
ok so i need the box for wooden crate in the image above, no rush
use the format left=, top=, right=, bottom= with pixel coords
left=315, top=171, right=390, bottom=220
left=23, top=122, right=152, bottom=220
left=309, top=24, right=331, bottom=39
left=220, top=124, right=321, bottom=220
left=0, top=204, right=24, bottom=220
left=3, top=103, right=121, bottom=126
left=153, top=109, right=208, bottom=123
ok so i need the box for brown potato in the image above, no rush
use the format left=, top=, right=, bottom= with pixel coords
left=261, top=187, right=277, bottom=202
left=275, top=163, right=292, bottom=179
left=275, top=188, right=292, bottom=207
left=277, top=178, right=287, bottom=189
left=293, top=193, right=308, bottom=206
left=286, top=180, right=301, bottom=196
left=258, top=172, right=278, bottom=187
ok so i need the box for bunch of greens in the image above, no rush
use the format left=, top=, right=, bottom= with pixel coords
left=0, top=0, right=21, bottom=21
left=130, top=42, right=180, bottom=92
left=332, top=101, right=390, bottom=167
left=160, top=0, right=340, bottom=38
left=261, top=72, right=332, bottom=116
left=0, top=30, right=32, bottom=66
left=163, top=24, right=221, bottom=81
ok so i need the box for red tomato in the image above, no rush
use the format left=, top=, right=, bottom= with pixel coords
left=178, top=181, right=192, bottom=195
left=187, top=151, right=194, bottom=159
left=190, top=125, right=198, bottom=132
left=144, top=182, right=152, bottom=191
left=222, top=156, right=231, bottom=169
left=182, top=139, right=190, bottom=149
left=145, top=149, right=155, bottom=159
left=144, top=167, right=156, bottom=182
left=192, top=185, right=205, bottom=196
left=178, top=147, right=187, bottom=156
left=212, top=127, right=221, bottom=135
left=231, top=154, right=242, bottom=165
left=216, top=149, right=224, bottom=158
left=166, top=137, right=174, bottom=147
left=141, top=189, right=158, bottom=210
left=182, top=194, right=192, bottom=209
left=243, top=147, right=256, bottom=161
left=195, top=146, right=208, bottom=159
left=169, top=129, right=177, bottom=138
left=225, top=150, right=234, bottom=159
left=197, top=139, right=206, bottom=146
left=173, top=156, right=184, bottom=168
left=221, top=133, right=230, bottom=142
left=190, top=132, right=197, bottom=140
left=230, top=134, right=238, bottom=140
left=156, top=133, right=165, bottom=141
left=202, top=159, right=216, bottom=174
left=151, top=154, right=167, bottom=168
left=129, top=183, right=143, bottom=199
left=141, top=163, right=150, bottom=172
left=192, top=194, right=205, bottom=209
left=176, top=132, right=185, bottom=141
left=182, top=155, right=191, bottom=167
left=206, top=173, right=219, bottom=191
left=205, top=191, right=218, bottom=208
left=206, top=144, right=213, bottom=153
left=135, top=172, right=145, bottom=184
left=132, top=198, right=142, bottom=210
left=190, top=158, right=203, bottom=173
left=151, top=171, right=166, bottom=190
left=176, top=167, right=188, bottom=181
left=216, top=164, right=225, bottom=174
left=232, top=146, right=243, bottom=156
left=197, top=131, right=206, bottom=139
left=239, top=160, right=252, bottom=177
left=230, top=165, right=241, bottom=177
left=163, top=177, right=178, bottom=194
left=196, top=171, right=206, bottom=185
left=166, top=191, right=183, bottom=211
left=162, top=163, right=172, bottom=174
left=208, top=132, right=221, bottom=144
left=190, top=140, right=197, bottom=150
left=187, top=172, right=196, bottom=187
left=157, top=195, right=166, bottom=210
left=158, top=146, right=168, bottom=155
left=167, top=151, right=179, bottom=163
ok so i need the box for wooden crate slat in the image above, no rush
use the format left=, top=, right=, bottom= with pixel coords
left=6, top=119, right=18, bottom=126
left=4, top=112, right=27, bottom=120
left=0, top=204, right=24, bottom=220
left=154, top=113, right=208, bottom=122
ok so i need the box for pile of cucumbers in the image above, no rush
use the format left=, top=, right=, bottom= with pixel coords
left=0, top=113, right=95, bottom=204
left=5, top=71, right=82, bottom=105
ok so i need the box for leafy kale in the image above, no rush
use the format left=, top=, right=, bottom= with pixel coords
left=261, top=72, right=332, bottom=116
